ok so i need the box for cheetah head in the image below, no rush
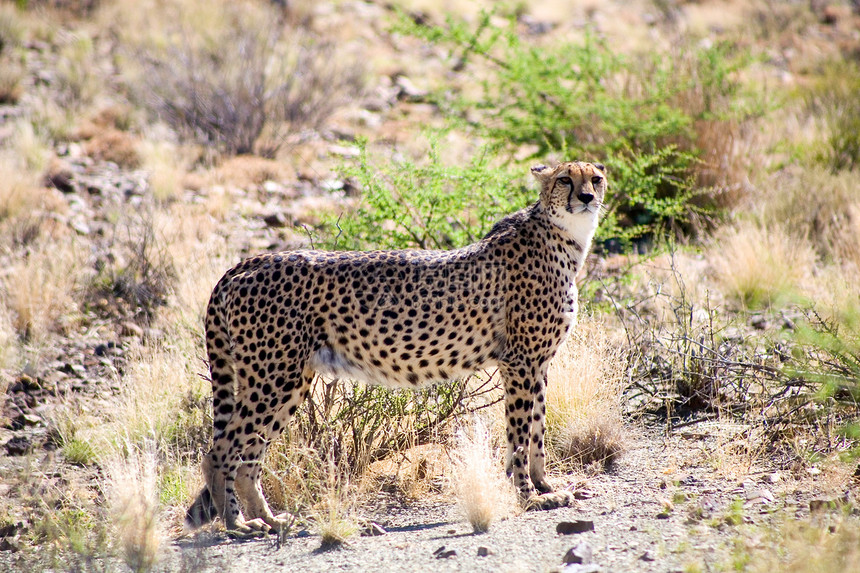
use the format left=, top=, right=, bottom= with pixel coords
left=531, top=161, right=606, bottom=244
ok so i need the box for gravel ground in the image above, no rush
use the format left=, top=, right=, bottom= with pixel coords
left=159, top=428, right=813, bottom=573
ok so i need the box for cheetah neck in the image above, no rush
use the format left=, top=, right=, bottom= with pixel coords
left=542, top=208, right=599, bottom=272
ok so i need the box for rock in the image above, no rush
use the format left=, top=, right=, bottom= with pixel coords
left=0, top=521, right=22, bottom=537
left=0, top=537, right=19, bottom=552
left=361, top=522, right=386, bottom=536
left=296, top=529, right=310, bottom=538
left=120, top=321, right=144, bottom=338
left=744, top=488, right=775, bottom=506
left=477, top=546, right=490, bottom=557
left=750, top=315, right=768, bottom=330
left=561, top=564, right=600, bottom=573
left=45, top=168, right=76, bottom=193
left=263, top=212, right=288, bottom=228
left=563, top=542, right=593, bottom=565
left=433, top=545, right=456, bottom=559
left=394, top=75, right=427, bottom=101
left=640, top=550, right=656, bottom=562
left=810, top=498, right=847, bottom=513
left=4, top=435, right=32, bottom=456
left=656, top=512, right=670, bottom=520
left=556, top=520, right=595, bottom=535
left=262, top=180, right=287, bottom=195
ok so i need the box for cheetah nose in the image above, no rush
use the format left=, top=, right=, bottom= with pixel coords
left=577, top=193, right=594, bottom=205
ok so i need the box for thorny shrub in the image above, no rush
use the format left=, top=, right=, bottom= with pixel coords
left=116, top=0, right=364, bottom=156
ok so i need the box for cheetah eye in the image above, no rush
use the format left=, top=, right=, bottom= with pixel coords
left=591, top=175, right=603, bottom=186
left=557, top=176, right=572, bottom=186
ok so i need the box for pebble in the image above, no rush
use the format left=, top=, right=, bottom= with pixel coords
left=4, top=435, right=32, bottom=456
left=563, top=542, right=593, bottom=565
left=433, top=545, right=456, bottom=559
left=361, top=522, right=386, bottom=537
left=556, top=520, right=595, bottom=535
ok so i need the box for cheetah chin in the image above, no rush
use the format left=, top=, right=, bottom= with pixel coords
left=186, top=161, right=607, bottom=536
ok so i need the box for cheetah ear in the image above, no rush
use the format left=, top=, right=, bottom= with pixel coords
left=530, top=164, right=551, bottom=183
left=593, top=163, right=606, bottom=174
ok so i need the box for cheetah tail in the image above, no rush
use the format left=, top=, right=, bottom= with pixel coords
left=185, top=486, right=217, bottom=529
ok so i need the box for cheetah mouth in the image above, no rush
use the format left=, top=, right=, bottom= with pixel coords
left=566, top=203, right=597, bottom=215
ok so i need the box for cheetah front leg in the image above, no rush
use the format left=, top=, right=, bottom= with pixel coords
left=233, top=370, right=314, bottom=534
left=501, top=361, right=573, bottom=511
left=528, top=373, right=553, bottom=494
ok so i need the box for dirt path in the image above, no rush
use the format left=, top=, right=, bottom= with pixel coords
left=160, top=428, right=829, bottom=573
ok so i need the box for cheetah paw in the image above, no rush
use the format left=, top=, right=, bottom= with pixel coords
left=226, top=518, right=271, bottom=539
left=525, top=490, right=575, bottom=511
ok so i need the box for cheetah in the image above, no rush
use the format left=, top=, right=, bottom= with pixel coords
left=186, top=161, right=607, bottom=535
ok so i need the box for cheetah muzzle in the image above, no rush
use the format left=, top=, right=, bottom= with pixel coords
left=186, top=161, right=608, bottom=536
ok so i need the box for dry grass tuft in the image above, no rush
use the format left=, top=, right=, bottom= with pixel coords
left=2, top=233, right=90, bottom=341
left=139, top=141, right=190, bottom=202
left=0, top=154, right=43, bottom=221
left=0, top=302, right=18, bottom=370
left=104, top=445, right=163, bottom=573
left=449, top=417, right=520, bottom=533
left=545, top=317, right=627, bottom=470
left=83, top=129, right=140, bottom=168
left=743, top=514, right=860, bottom=573
left=709, top=221, right=817, bottom=309
left=760, top=167, right=860, bottom=273
left=313, top=458, right=358, bottom=549
left=112, top=0, right=364, bottom=156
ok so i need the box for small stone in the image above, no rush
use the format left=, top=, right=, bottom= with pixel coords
left=296, top=529, right=310, bottom=538
left=561, top=564, right=600, bottom=573
left=0, top=521, right=21, bottom=537
left=750, top=315, right=768, bottom=330
left=744, top=488, right=775, bottom=506
left=809, top=499, right=838, bottom=513
left=556, top=520, right=595, bottom=535
left=0, top=537, right=19, bottom=552
left=263, top=212, right=288, bottom=228
left=433, top=546, right=456, bottom=559
left=120, top=321, right=144, bottom=338
left=361, top=522, right=386, bottom=536
left=4, top=435, right=32, bottom=456
left=394, top=75, right=427, bottom=101
left=640, top=550, right=655, bottom=562
left=477, top=546, right=490, bottom=557
left=656, top=512, right=670, bottom=520
left=262, top=180, right=287, bottom=194
left=563, top=542, right=593, bottom=565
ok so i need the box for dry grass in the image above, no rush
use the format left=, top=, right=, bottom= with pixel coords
left=708, top=221, right=817, bottom=309
left=449, top=417, right=520, bottom=533
left=545, top=317, right=627, bottom=470
left=314, top=460, right=358, bottom=549
left=1, top=233, right=90, bottom=342
left=104, top=445, right=163, bottom=573
left=83, top=129, right=140, bottom=168
left=743, top=513, right=860, bottom=573
left=139, top=140, right=190, bottom=202
left=0, top=154, right=42, bottom=221
left=0, top=301, right=17, bottom=370
left=760, top=166, right=860, bottom=273
left=110, top=0, right=364, bottom=156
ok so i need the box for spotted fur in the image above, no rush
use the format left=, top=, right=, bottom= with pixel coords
left=186, top=161, right=607, bottom=534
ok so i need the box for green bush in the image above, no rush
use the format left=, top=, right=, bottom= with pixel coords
left=806, top=59, right=860, bottom=173
left=395, top=10, right=752, bottom=245
left=328, top=137, right=527, bottom=251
